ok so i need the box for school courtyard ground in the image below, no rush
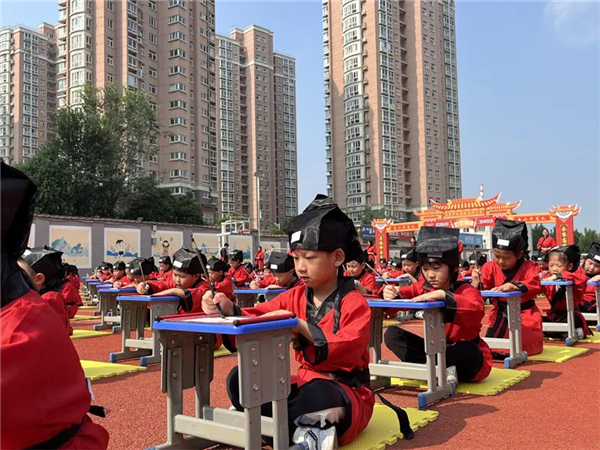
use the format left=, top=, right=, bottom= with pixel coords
left=72, top=297, right=599, bottom=450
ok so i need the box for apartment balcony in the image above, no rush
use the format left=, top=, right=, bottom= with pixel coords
left=59, top=0, right=66, bottom=5
left=58, top=10, right=67, bottom=22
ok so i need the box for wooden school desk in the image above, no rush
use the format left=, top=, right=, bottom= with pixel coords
left=149, top=315, right=297, bottom=450
left=368, top=299, right=453, bottom=410
left=110, top=295, right=181, bottom=366
left=541, top=280, right=579, bottom=346
left=481, top=291, right=528, bottom=368
left=95, top=287, right=135, bottom=332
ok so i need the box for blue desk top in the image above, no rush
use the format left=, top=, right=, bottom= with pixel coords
left=375, top=277, right=410, bottom=283
left=116, top=295, right=181, bottom=302
left=481, top=290, right=522, bottom=298
left=541, top=280, right=573, bottom=286
left=368, top=300, right=445, bottom=309
left=98, top=287, right=137, bottom=293
left=153, top=317, right=298, bottom=335
left=234, top=288, right=286, bottom=295
left=588, top=281, right=600, bottom=286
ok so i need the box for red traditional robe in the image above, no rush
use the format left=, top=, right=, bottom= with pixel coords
left=229, top=264, right=250, bottom=286
left=537, top=236, right=557, bottom=252
left=1, top=290, right=109, bottom=449
left=100, top=273, right=112, bottom=282
left=480, top=260, right=544, bottom=356
left=232, top=281, right=374, bottom=446
left=67, top=274, right=80, bottom=290
left=62, top=281, right=82, bottom=321
left=579, top=267, right=598, bottom=312
left=387, top=269, right=404, bottom=278
left=42, top=290, right=71, bottom=335
left=256, top=273, right=277, bottom=288
left=542, top=270, right=592, bottom=337
left=385, top=281, right=492, bottom=382
left=254, top=251, right=265, bottom=270
left=366, top=245, right=377, bottom=260
left=158, top=269, right=173, bottom=281
left=146, top=276, right=235, bottom=314
left=459, top=269, right=472, bottom=280
left=356, top=270, right=378, bottom=294
left=115, top=275, right=133, bottom=287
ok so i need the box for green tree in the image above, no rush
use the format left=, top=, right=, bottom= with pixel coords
left=269, top=217, right=294, bottom=235
left=359, top=207, right=388, bottom=225
left=119, top=177, right=204, bottom=225
left=574, top=228, right=600, bottom=253
left=18, top=83, right=160, bottom=219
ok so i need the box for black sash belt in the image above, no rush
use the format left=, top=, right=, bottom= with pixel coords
left=27, top=421, right=83, bottom=450
left=496, top=299, right=535, bottom=312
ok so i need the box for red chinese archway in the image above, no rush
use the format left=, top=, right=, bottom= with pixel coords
left=372, top=194, right=580, bottom=263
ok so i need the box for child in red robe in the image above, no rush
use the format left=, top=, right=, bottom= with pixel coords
left=157, top=255, right=173, bottom=280
left=473, top=218, right=544, bottom=357
left=383, top=227, right=492, bottom=384
left=1, top=162, right=109, bottom=449
left=346, top=250, right=378, bottom=294
left=228, top=250, right=250, bottom=286
left=542, top=245, right=592, bottom=338
left=19, top=246, right=72, bottom=335
left=249, top=252, right=301, bottom=289
left=579, top=242, right=600, bottom=313
left=203, top=195, right=413, bottom=448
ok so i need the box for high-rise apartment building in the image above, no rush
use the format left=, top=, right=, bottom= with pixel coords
left=0, top=23, right=57, bottom=164
left=216, top=25, right=298, bottom=229
left=56, top=0, right=218, bottom=221
left=323, top=0, right=461, bottom=223
left=54, top=1, right=297, bottom=226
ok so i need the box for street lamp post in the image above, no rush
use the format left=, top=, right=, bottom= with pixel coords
left=254, top=171, right=261, bottom=246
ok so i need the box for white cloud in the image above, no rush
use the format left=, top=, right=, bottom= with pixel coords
left=544, top=0, right=600, bottom=45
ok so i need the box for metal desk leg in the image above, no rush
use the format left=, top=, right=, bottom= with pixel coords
left=139, top=300, right=179, bottom=366
left=94, top=292, right=114, bottom=331
left=237, top=293, right=256, bottom=308
left=194, top=334, right=214, bottom=418
left=505, top=296, right=527, bottom=368
left=596, top=287, right=600, bottom=333
left=110, top=302, right=152, bottom=363
left=418, top=309, right=453, bottom=410
left=565, top=286, right=579, bottom=346
left=237, top=331, right=292, bottom=450
left=369, top=308, right=389, bottom=390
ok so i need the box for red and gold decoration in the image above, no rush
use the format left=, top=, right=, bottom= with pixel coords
left=372, top=194, right=580, bottom=260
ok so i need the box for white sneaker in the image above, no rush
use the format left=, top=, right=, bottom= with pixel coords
left=292, top=426, right=338, bottom=450
left=414, top=310, right=424, bottom=320
left=446, top=365, right=458, bottom=387
left=576, top=328, right=584, bottom=339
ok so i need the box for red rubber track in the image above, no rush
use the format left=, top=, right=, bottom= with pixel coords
left=71, top=298, right=600, bottom=449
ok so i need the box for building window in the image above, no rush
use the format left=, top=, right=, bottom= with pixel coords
left=149, top=50, right=156, bottom=61
left=107, top=73, right=114, bottom=82
left=107, top=55, right=114, bottom=65
left=107, top=37, right=113, bottom=47
left=107, top=1, right=113, bottom=11
left=107, top=19, right=114, bottom=29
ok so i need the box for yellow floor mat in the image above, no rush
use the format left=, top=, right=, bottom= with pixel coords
left=71, top=329, right=111, bottom=339
left=71, top=315, right=97, bottom=321
left=341, top=404, right=438, bottom=449
left=528, top=345, right=589, bottom=363
left=383, top=319, right=399, bottom=328
left=390, top=367, right=530, bottom=396
left=214, top=346, right=233, bottom=358
left=80, top=360, right=146, bottom=381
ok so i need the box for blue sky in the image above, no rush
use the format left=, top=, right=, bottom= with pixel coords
left=2, top=1, right=598, bottom=230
